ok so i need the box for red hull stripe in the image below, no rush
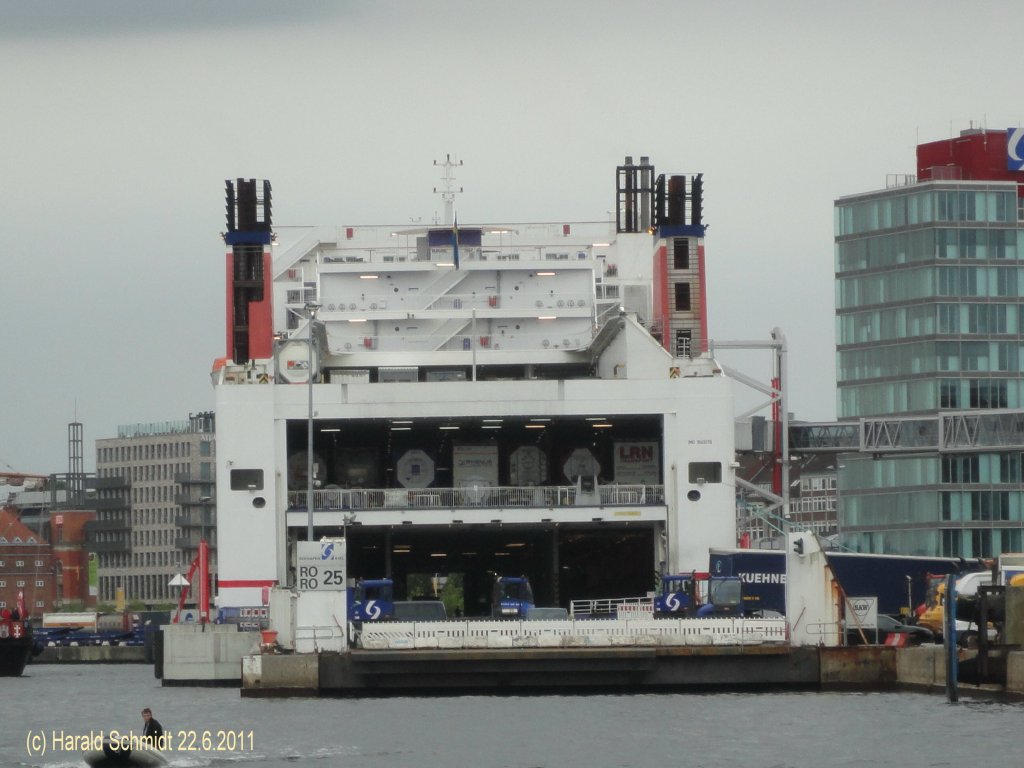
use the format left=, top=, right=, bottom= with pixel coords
left=219, top=579, right=277, bottom=589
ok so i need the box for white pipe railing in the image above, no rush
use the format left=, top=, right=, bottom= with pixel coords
left=288, top=484, right=665, bottom=512
left=355, top=617, right=789, bottom=650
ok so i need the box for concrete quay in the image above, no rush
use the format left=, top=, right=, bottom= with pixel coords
left=32, top=645, right=148, bottom=664
left=241, top=645, right=818, bottom=697
left=238, top=645, right=1024, bottom=697
left=160, top=623, right=260, bottom=686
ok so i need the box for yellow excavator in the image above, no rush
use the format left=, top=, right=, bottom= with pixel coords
left=918, top=567, right=1024, bottom=645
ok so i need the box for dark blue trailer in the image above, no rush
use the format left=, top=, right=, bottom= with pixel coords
left=709, top=548, right=979, bottom=616
left=709, top=549, right=788, bottom=614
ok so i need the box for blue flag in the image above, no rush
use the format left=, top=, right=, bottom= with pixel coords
left=452, top=214, right=460, bottom=269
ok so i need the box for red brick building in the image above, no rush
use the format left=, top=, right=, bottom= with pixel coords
left=0, top=508, right=56, bottom=614
left=50, top=510, right=96, bottom=607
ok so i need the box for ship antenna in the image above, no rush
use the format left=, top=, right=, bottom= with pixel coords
left=433, top=154, right=464, bottom=227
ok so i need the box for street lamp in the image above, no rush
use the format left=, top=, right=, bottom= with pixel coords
left=305, top=301, right=322, bottom=542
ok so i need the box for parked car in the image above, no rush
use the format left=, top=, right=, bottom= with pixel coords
left=845, top=614, right=934, bottom=645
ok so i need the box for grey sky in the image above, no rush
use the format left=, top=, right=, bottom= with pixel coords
left=1, top=1, right=1018, bottom=474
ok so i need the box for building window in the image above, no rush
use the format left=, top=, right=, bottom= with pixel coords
left=939, top=380, right=959, bottom=408
left=16, top=580, right=25, bottom=588
left=673, top=238, right=690, bottom=269
left=969, top=380, right=1007, bottom=409
left=937, top=304, right=959, bottom=333
left=34, top=560, right=43, bottom=567
left=688, top=462, right=722, bottom=484
left=942, top=454, right=979, bottom=484
left=15, top=560, right=24, bottom=568
left=35, top=580, right=44, bottom=587
left=674, top=282, right=691, bottom=311
left=230, top=468, right=264, bottom=491
left=999, top=453, right=1022, bottom=484
left=200, top=441, right=212, bottom=457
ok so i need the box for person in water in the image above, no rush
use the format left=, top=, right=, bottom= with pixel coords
left=141, top=708, right=164, bottom=747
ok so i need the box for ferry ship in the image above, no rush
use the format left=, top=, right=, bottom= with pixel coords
left=213, top=156, right=738, bottom=615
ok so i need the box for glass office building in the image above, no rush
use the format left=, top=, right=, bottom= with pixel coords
left=834, top=129, right=1024, bottom=557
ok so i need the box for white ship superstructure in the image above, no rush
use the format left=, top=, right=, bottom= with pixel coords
left=213, top=158, right=736, bottom=612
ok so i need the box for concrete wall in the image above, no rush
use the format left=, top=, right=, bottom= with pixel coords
left=162, top=624, right=259, bottom=684
left=34, top=645, right=147, bottom=664
left=895, top=646, right=944, bottom=688
left=820, top=647, right=896, bottom=687
left=242, top=653, right=319, bottom=694
left=1006, top=651, right=1024, bottom=694
left=1004, top=585, right=1024, bottom=646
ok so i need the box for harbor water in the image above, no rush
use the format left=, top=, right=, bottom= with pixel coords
left=3, top=664, right=1021, bottom=768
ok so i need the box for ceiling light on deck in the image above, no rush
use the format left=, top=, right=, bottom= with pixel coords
left=525, top=424, right=545, bottom=429
left=592, top=423, right=613, bottom=429
left=529, top=418, right=551, bottom=422
left=436, top=262, right=455, bottom=267
left=585, top=417, right=607, bottom=421
left=538, top=316, right=556, bottom=320
left=392, top=420, right=413, bottom=424
left=430, top=553, right=447, bottom=558
left=348, top=318, right=368, bottom=323
left=439, top=425, right=460, bottom=431
left=359, top=274, right=379, bottom=279
left=494, top=551, right=510, bottom=556
left=505, top=542, right=526, bottom=548
left=537, top=271, right=556, bottom=276
left=482, top=425, right=502, bottom=430
left=482, top=418, right=503, bottom=422
left=320, top=427, right=341, bottom=433
left=390, top=426, right=411, bottom=431
left=592, top=242, right=610, bottom=248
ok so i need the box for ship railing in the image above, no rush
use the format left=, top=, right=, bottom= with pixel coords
left=314, top=242, right=602, bottom=267
left=331, top=329, right=598, bottom=354
left=290, top=484, right=665, bottom=512
left=320, top=292, right=593, bottom=313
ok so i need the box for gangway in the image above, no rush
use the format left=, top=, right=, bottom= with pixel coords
left=784, top=410, right=1024, bottom=456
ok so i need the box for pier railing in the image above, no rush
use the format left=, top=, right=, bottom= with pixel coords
left=569, top=596, right=654, bottom=618
left=288, top=484, right=665, bottom=512
left=354, top=616, right=789, bottom=650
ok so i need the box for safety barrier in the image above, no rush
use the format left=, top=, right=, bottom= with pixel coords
left=355, top=617, right=788, bottom=650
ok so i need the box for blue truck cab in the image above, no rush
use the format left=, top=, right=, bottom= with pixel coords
left=492, top=576, right=535, bottom=618
left=348, top=578, right=395, bottom=621
left=654, top=574, right=700, bottom=616
left=655, top=572, right=744, bottom=617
